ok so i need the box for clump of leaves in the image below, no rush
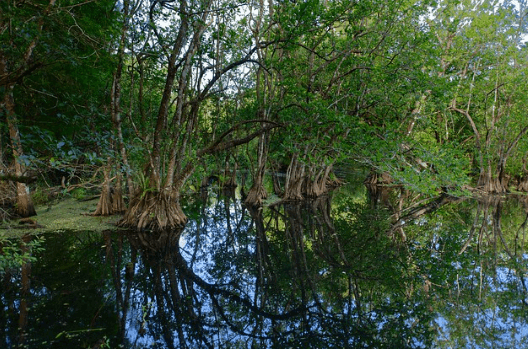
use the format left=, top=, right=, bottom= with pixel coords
left=32, top=187, right=52, bottom=205
left=0, top=235, right=45, bottom=274
left=135, top=172, right=156, bottom=199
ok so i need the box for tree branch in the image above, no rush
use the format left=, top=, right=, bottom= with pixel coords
left=198, top=121, right=281, bottom=156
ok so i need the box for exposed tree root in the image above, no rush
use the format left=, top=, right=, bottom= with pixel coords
left=244, top=184, right=268, bottom=207
left=271, top=172, right=284, bottom=196
left=92, top=180, right=113, bottom=216
left=0, top=174, right=16, bottom=216
left=364, top=171, right=393, bottom=185
left=478, top=172, right=509, bottom=194
left=326, top=174, right=344, bottom=189
left=92, top=168, right=126, bottom=216
left=283, top=155, right=305, bottom=201
left=518, top=178, right=528, bottom=192
left=118, top=190, right=187, bottom=232
left=244, top=164, right=267, bottom=206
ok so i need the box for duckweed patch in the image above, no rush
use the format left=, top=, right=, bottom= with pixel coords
left=0, top=198, right=122, bottom=234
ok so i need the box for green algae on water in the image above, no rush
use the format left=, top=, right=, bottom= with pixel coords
left=1, top=198, right=122, bottom=234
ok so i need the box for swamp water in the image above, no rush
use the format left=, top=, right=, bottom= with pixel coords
left=2, top=181, right=528, bottom=348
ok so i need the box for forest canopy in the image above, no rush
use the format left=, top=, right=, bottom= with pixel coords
left=2, top=0, right=528, bottom=231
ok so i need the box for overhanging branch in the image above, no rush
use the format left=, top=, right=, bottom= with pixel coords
left=199, top=119, right=281, bottom=156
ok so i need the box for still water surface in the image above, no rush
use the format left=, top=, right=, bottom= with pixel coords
left=2, top=181, right=528, bottom=348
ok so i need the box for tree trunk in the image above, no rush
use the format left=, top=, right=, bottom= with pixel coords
left=244, top=132, right=269, bottom=206
left=0, top=123, right=3, bottom=165
left=271, top=170, right=284, bottom=196
left=93, top=165, right=114, bottom=216
left=283, top=154, right=305, bottom=201
left=517, top=158, right=528, bottom=191
left=2, top=86, right=36, bottom=217
left=97, top=0, right=132, bottom=213
left=222, top=157, right=237, bottom=189
left=364, top=171, right=393, bottom=185
left=478, top=164, right=508, bottom=194
left=112, top=170, right=126, bottom=214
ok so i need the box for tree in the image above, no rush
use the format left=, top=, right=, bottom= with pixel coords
left=118, top=0, right=280, bottom=231
left=0, top=0, right=117, bottom=216
left=260, top=0, right=436, bottom=199
left=0, top=0, right=59, bottom=217
left=421, top=0, right=528, bottom=193
left=93, top=0, right=136, bottom=216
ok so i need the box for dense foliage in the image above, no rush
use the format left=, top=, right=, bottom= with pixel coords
left=2, top=0, right=528, bottom=227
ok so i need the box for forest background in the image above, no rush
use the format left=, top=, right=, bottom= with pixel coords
left=2, top=0, right=528, bottom=232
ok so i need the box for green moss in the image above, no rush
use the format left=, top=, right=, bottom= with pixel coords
left=0, top=198, right=122, bottom=234
left=70, top=188, right=87, bottom=200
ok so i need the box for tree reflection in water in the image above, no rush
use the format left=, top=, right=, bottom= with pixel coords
left=111, top=189, right=435, bottom=348
left=2, top=185, right=528, bottom=348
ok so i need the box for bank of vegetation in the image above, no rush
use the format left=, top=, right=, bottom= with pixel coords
left=2, top=0, right=528, bottom=232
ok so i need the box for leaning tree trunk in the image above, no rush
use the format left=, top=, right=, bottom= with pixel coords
left=2, top=86, right=36, bottom=217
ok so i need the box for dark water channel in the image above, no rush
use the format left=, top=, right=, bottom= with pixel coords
left=2, top=180, right=528, bottom=348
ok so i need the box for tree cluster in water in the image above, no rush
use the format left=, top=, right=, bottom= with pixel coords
left=2, top=0, right=528, bottom=229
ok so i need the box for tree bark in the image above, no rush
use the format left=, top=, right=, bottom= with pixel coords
left=245, top=131, right=269, bottom=206
left=222, top=156, right=237, bottom=189
left=93, top=165, right=113, bottom=216
left=283, top=154, right=305, bottom=201
left=2, top=86, right=36, bottom=217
